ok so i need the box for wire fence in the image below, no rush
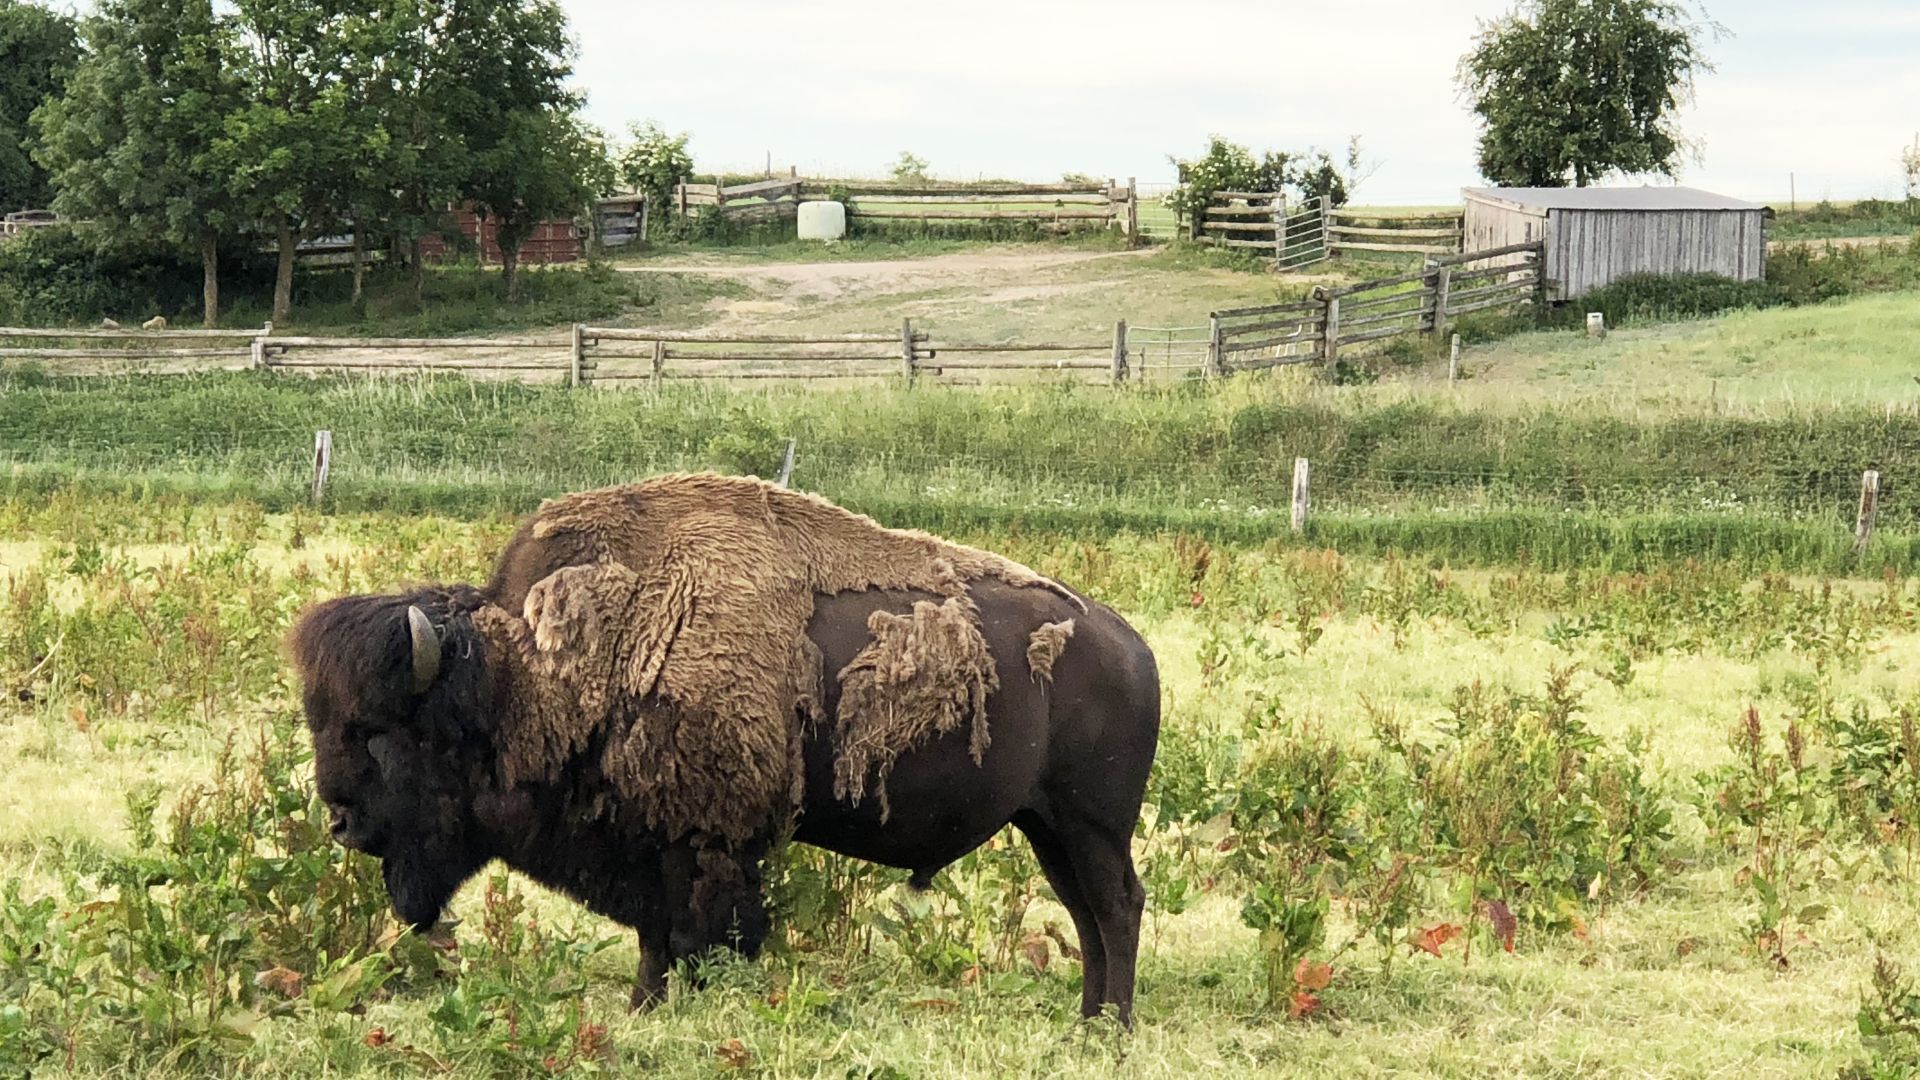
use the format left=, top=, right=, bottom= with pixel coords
left=1, top=403, right=1905, bottom=531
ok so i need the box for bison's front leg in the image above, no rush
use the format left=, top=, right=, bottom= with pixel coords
left=632, top=925, right=671, bottom=1010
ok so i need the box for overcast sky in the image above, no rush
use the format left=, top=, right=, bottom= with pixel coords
left=563, top=0, right=1920, bottom=205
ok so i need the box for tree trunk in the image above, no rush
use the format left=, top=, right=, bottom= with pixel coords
left=199, top=229, right=220, bottom=328
left=350, top=221, right=366, bottom=305
left=501, top=242, right=521, bottom=303
left=273, top=216, right=297, bottom=324
left=409, top=235, right=425, bottom=308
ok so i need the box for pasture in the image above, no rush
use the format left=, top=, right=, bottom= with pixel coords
left=5, top=491, right=1920, bottom=1076
left=6, top=232, right=1920, bottom=1076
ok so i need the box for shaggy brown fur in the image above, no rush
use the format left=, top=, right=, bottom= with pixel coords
left=1026, top=619, right=1076, bottom=683
left=833, top=597, right=998, bottom=822
left=482, top=473, right=1074, bottom=843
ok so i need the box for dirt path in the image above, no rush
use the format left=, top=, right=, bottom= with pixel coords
left=615, top=246, right=1158, bottom=303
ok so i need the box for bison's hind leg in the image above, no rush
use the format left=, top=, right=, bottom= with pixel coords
left=1019, top=805, right=1144, bottom=1026
left=1012, top=810, right=1110, bottom=1020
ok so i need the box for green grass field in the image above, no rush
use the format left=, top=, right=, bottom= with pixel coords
left=9, top=230, right=1920, bottom=1076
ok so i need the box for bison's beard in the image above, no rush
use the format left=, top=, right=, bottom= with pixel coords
left=382, top=840, right=485, bottom=931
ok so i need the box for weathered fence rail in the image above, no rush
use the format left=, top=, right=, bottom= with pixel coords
left=669, top=176, right=1141, bottom=241
left=1, top=242, right=1541, bottom=386
left=1207, top=240, right=1544, bottom=370
left=1327, top=208, right=1464, bottom=258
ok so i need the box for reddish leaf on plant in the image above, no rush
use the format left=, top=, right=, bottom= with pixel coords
left=1288, top=990, right=1321, bottom=1020
left=1293, top=956, right=1333, bottom=991
left=1409, top=923, right=1463, bottom=957
left=1190, top=591, right=1205, bottom=608
left=363, top=1027, right=393, bottom=1048
left=714, top=1039, right=753, bottom=1069
left=1021, top=933, right=1052, bottom=973
left=1482, top=899, right=1517, bottom=953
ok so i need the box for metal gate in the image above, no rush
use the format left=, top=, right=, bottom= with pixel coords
left=1275, top=196, right=1329, bottom=271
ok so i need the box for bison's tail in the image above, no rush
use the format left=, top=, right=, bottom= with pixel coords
left=907, top=868, right=937, bottom=892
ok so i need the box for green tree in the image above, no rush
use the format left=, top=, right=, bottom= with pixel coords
left=1458, top=0, right=1718, bottom=187
left=0, top=0, right=79, bottom=213
left=613, top=120, right=693, bottom=221
left=216, top=0, right=376, bottom=324
left=32, top=0, right=240, bottom=326
left=889, top=151, right=930, bottom=183
left=430, top=0, right=587, bottom=301
left=469, top=110, right=605, bottom=299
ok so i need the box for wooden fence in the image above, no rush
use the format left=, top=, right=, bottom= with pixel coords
left=0, top=321, right=1139, bottom=386
left=1, top=244, right=1540, bottom=385
left=1208, top=240, right=1544, bottom=370
left=674, top=176, right=1140, bottom=240
left=1196, top=192, right=1329, bottom=269
left=1196, top=198, right=1464, bottom=269
left=1326, top=208, right=1464, bottom=258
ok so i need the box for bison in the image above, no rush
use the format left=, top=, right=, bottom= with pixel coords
left=291, top=517, right=1160, bottom=1023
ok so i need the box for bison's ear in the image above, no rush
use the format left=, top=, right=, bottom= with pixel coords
left=408, top=605, right=442, bottom=694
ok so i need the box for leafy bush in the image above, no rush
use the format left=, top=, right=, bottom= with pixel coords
left=0, top=226, right=204, bottom=325
left=1565, top=238, right=1920, bottom=329
left=613, top=121, right=694, bottom=226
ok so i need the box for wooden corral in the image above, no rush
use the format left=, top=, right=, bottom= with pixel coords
left=1463, top=186, right=1768, bottom=300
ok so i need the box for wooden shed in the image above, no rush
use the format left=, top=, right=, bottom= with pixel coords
left=1461, top=186, right=1768, bottom=300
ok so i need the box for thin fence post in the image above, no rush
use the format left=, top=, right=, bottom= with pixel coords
left=1271, top=194, right=1286, bottom=263
left=311, top=430, right=332, bottom=505
left=1323, top=295, right=1341, bottom=365
left=1449, top=334, right=1462, bottom=382
left=1206, top=315, right=1222, bottom=378
left=649, top=338, right=665, bottom=392
left=900, top=317, right=917, bottom=385
left=1111, top=320, right=1129, bottom=384
left=1321, top=197, right=1334, bottom=259
left=775, top=438, right=797, bottom=488
left=1126, top=177, right=1139, bottom=248
left=568, top=323, right=584, bottom=388
left=1531, top=246, right=1549, bottom=326
left=251, top=337, right=267, bottom=370
left=1432, top=265, right=1453, bottom=341
left=1290, top=457, right=1310, bottom=534
left=1856, top=470, right=1882, bottom=555
left=638, top=199, right=649, bottom=244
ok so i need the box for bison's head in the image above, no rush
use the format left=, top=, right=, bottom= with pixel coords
left=289, top=586, right=501, bottom=930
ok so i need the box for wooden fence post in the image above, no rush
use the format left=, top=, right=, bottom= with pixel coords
left=1531, top=249, right=1549, bottom=326
left=311, top=430, right=332, bottom=505
left=1272, top=195, right=1286, bottom=262
left=251, top=337, right=267, bottom=370
left=1449, top=334, right=1462, bottom=382
left=677, top=183, right=688, bottom=217
left=1206, top=315, right=1222, bottom=378
left=900, top=318, right=917, bottom=385
left=1111, top=320, right=1128, bottom=384
left=1321, top=198, right=1334, bottom=258
left=1323, top=295, right=1341, bottom=365
left=1126, top=177, right=1140, bottom=248
left=1432, top=265, right=1453, bottom=341
left=776, top=438, right=797, bottom=488
left=1290, top=457, right=1310, bottom=534
left=1856, top=470, right=1882, bottom=555
left=568, top=323, right=584, bottom=388
left=638, top=199, right=649, bottom=244
left=649, top=338, right=665, bottom=392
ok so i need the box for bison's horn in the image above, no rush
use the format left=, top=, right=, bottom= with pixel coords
left=407, top=605, right=442, bottom=693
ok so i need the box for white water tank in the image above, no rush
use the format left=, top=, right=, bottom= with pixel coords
left=798, top=200, right=847, bottom=241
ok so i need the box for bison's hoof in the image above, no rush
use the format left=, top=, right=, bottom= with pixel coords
left=629, top=984, right=664, bottom=1013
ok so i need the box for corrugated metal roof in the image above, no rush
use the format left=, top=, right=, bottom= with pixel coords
left=1462, top=185, right=1767, bottom=212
